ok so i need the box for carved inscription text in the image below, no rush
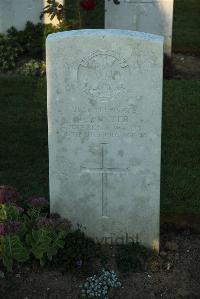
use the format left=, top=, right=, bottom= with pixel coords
left=59, top=104, right=146, bottom=138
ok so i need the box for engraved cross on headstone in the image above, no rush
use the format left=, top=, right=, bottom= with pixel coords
left=81, top=143, right=129, bottom=217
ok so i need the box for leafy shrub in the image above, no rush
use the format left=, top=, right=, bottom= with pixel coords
left=7, top=22, right=71, bottom=60
left=41, top=0, right=65, bottom=22
left=7, top=22, right=45, bottom=59
left=26, top=211, right=71, bottom=265
left=0, top=186, right=20, bottom=204
left=17, top=60, right=46, bottom=76
left=25, top=199, right=71, bottom=265
left=0, top=233, right=29, bottom=272
left=0, top=204, right=29, bottom=271
left=0, top=34, right=22, bottom=72
left=116, top=241, right=156, bottom=273
left=80, top=268, right=121, bottom=298
left=0, top=187, right=71, bottom=272
left=26, top=222, right=68, bottom=266
left=0, top=21, right=70, bottom=73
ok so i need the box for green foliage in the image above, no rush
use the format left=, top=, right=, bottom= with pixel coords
left=0, top=21, right=71, bottom=73
left=41, top=0, right=65, bottom=23
left=26, top=227, right=66, bottom=265
left=0, top=205, right=27, bottom=271
left=43, top=22, right=71, bottom=36
left=7, top=22, right=51, bottom=60
left=0, top=234, right=29, bottom=272
left=17, top=60, right=46, bottom=77
left=41, top=0, right=83, bottom=29
left=116, top=241, right=155, bottom=273
left=0, top=196, right=71, bottom=272
left=0, top=34, right=22, bottom=72
left=0, top=204, right=29, bottom=272
left=0, top=204, right=20, bottom=222
left=7, top=22, right=70, bottom=59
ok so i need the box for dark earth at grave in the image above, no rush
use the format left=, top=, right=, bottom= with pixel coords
left=0, top=225, right=200, bottom=299
left=164, top=54, right=200, bottom=80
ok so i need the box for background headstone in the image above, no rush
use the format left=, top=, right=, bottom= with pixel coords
left=47, top=29, right=163, bottom=250
left=105, top=0, right=174, bottom=56
left=0, top=0, right=64, bottom=33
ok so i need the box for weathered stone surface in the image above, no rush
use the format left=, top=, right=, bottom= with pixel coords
left=105, top=0, right=174, bottom=56
left=47, top=29, right=163, bottom=250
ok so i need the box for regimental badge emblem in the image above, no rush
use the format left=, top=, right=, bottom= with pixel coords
left=77, top=50, right=130, bottom=101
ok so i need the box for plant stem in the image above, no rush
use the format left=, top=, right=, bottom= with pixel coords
left=76, top=0, right=82, bottom=29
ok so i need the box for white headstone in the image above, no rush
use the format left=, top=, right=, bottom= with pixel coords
left=0, top=0, right=63, bottom=33
left=47, top=29, right=163, bottom=250
left=105, top=0, right=174, bottom=56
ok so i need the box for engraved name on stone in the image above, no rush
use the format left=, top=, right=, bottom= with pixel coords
left=57, top=103, right=145, bottom=138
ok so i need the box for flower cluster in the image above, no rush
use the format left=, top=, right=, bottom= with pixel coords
left=7, top=220, right=21, bottom=233
left=28, top=197, right=49, bottom=208
left=36, top=217, right=53, bottom=227
left=81, top=0, right=97, bottom=10
left=10, top=203, right=24, bottom=213
left=0, top=186, right=74, bottom=272
left=36, top=214, right=71, bottom=230
left=76, top=259, right=83, bottom=269
left=0, top=220, right=21, bottom=236
left=80, top=269, right=121, bottom=298
left=50, top=213, right=71, bottom=230
left=0, top=185, right=20, bottom=204
left=80, top=0, right=120, bottom=11
left=15, top=205, right=24, bottom=213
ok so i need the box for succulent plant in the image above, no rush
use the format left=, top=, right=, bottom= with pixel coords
left=80, top=269, right=121, bottom=298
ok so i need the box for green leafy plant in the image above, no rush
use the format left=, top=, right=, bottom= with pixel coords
left=0, top=21, right=63, bottom=73
left=24, top=198, right=71, bottom=265
left=26, top=217, right=70, bottom=265
left=7, top=22, right=47, bottom=59
left=0, top=233, right=29, bottom=272
left=0, top=34, right=22, bottom=72
left=0, top=189, right=71, bottom=272
left=41, top=0, right=65, bottom=23
left=17, top=59, right=46, bottom=77
left=26, top=228, right=64, bottom=264
left=0, top=204, right=29, bottom=271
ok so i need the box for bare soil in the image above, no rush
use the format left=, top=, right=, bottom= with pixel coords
left=172, top=54, right=200, bottom=80
left=0, top=225, right=200, bottom=299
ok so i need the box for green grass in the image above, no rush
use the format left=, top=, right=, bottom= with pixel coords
left=161, top=80, right=200, bottom=216
left=173, top=0, right=200, bottom=54
left=0, top=77, right=199, bottom=218
left=0, top=76, right=48, bottom=198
